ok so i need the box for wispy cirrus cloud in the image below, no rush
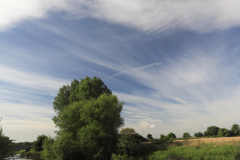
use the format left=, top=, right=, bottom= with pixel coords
left=2, top=0, right=240, bottom=33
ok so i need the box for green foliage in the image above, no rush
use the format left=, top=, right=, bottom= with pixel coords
left=147, top=134, right=153, bottom=140
left=0, top=117, right=15, bottom=160
left=51, top=94, right=124, bottom=159
left=162, top=136, right=170, bottom=142
left=52, top=77, right=112, bottom=131
left=43, top=77, right=124, bottom=159
left=40, top=136, right=56, bottom=160
left=159, top=134, right=166, bottom=140
left=33, top=134, right=47, bottom=151
left=116, top=135, right=158, bottom=159
left=119, top=128, right=147, bottom=144
left=53, top=76, right=112, bottom=114
left=194, top=132, right=204, bottom=137
left=204, top=126, right=220, bottom=136
left=148, top=141, right=240, bottom=160
left=231, top=124, right=240, bottom=136
left=120, top=128, right=136, bottom=138
left=218, top=128, right=231, bottom=137
left=183, top=132, right=190, bottom=138
left=167, top=132, right=176, bottom=139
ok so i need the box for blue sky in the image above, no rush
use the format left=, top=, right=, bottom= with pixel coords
left=1, top=0, right=240, bottom=142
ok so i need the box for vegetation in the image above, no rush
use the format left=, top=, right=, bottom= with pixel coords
left=0, top=117, right=15, bottom=160
left=33, top=135, right=47, bottom=151
left=204, top=126, right=220, bottom=136
left=147, top=134, right=153, bottom=140
left=42, top=76, right=124, bottom=160
left=231, top=124, right=240, bottom=136
left=194, top=132, right=204, bottom=137
left=148, top=140, right=240, bottom=160
left=183, top=132, right=190, bottom=138
left=167, top=132, right=176, bottom=139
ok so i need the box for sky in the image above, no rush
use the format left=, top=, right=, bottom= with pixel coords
left=1, top=0, right=240, bottom=142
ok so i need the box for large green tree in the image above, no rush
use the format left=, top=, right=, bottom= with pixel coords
left=53, top=94, right=124, bottom=159
left=52, top=76, right=112, bottom=128
left=0, top=118, right=15, bottom=160
left=46, top=77, right=123, bottom=160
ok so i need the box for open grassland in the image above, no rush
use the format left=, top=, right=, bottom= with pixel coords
left=148, top=138, right=240, bottom=160
left=173, top=136, right=240, bottom=144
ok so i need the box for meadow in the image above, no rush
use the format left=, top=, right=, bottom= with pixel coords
left=146, top=137, right=240, bottom=160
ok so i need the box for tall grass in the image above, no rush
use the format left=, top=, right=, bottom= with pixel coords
left=148, top=139, right=240, bottom=160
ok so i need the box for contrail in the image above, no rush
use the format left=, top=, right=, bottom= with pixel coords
left=110, top=62, right=161, bottom=78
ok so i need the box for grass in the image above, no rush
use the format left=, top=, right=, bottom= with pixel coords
left=147, top=139, right=240, bottom=160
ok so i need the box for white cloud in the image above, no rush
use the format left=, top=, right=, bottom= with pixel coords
left=149, top=125, right=155, bottom=128
left=2, top=0, right=240, bottom=33
left=114, top=51, right=240, bottom=138
left=0, top=65, right=69, bottom=93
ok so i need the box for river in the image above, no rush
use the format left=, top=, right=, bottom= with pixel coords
left=4, top=154, right=35, bottom=160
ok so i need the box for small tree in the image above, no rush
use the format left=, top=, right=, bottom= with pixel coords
left=194, top=132, right=204, bottom=137
left=159, top=134, right=166, bottom=140
left=120, top=128, right=136, bottom=139
left=167, top=132, right=176, bottom=139
left=147, top=134, right=153, bottom=140
left=183, top=132, right=190, bottom=138
left=33, top=135, right=48, bottom=151
left=230, top=124, right=240, bottom=136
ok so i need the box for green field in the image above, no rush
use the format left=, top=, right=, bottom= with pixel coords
left=146, top=140, right=240, bottom=160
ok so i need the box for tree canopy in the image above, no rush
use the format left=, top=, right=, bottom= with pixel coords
left=120, top=128, right=136, bottom=139
left=204, top=126, right=220, bottom=136
left=147, top=134, right=153, bottom=140
left=230, top=124, right=240, bottom=136
left=53, top=76, right=112, bottom=114
left=33, top=135, right=47, bottom=151
left=43, top=77, right=124, bottom=160
left=52, top=76, right=112, bottom=129
left=183, top=132, right=190, bottom=138
left=167, top=132, right=176, bottom=139
left=218, top=128, right=231, bottom=137
left=194, top=132, right=204, bottom=137
left=53, top=94, right=124, bottom=159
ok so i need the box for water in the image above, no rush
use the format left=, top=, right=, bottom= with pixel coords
left=4, top=154, right=34, bottom=160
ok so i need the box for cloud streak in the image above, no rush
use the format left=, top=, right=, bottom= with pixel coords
left=2, top=0, right=240, bottom=33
